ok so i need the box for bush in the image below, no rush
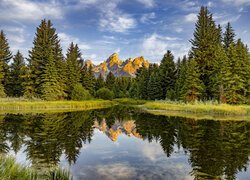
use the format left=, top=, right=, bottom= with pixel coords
left=96, top=87, right=114, bottom=100
left=70, top=84, right=92, bottom=100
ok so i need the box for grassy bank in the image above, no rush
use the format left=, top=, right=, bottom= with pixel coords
left=0, top=155, right=72, bottom=180
left=0, top=99, right=114, bottom=112
left=114, top=98, right=147, bottom=105
left=143, top=101, right=250, bottom=116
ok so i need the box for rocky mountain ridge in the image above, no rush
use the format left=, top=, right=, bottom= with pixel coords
left=85, top=53, right=150, bottom=77
left=93, top=120, right=140, bottom=142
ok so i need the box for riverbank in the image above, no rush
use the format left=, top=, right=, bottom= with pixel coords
left=0, top=155, right=72, bottom=180
left=0, top=99, right=114, bottom=113
left=143, top=101, right=250, bottom=116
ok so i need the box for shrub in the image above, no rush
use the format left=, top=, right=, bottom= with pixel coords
left=96, top=87, right=114, bottom=100
left=70, top=83, right=92, bottom=100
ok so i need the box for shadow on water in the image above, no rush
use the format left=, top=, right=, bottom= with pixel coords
left=0, top=105, right=250, bottom=179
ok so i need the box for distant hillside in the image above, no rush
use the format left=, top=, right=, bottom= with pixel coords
left=85, top=53, right=150, bottom=77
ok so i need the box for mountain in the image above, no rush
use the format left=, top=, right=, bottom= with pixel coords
left=93, top=120, right=141, bottom=142
left=89, top=53, right=149, bottom=77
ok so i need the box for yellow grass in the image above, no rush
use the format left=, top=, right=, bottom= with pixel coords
left=143, top=101, right=250, bottom=116
left=0, top=100, right=114, bottom=113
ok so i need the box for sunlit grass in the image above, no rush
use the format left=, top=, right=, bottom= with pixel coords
left=0, top=99, right=114, bottom=111
left=114, top=98, right=147, bottom=105
left=0, top=155, right=37, bottom=180
left=144, top=101, right=250, bottom=116
left=0, top=155, right=72, bottom=180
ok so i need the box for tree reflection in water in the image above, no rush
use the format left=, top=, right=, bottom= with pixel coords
left=0, top=105, right=249, bottom=179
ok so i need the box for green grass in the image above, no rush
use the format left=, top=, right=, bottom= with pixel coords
left=143, top=101, right=250, bottom=116
left=113, top=98, right=147, bottom=105
left=0, top=155, right=72, bottom=180
left=0, top=99, right=114, bottom=112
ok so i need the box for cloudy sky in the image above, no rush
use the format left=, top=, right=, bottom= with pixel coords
left=0, top=0, right=250, bottom=64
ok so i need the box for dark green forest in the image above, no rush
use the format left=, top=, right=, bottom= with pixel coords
left=0, top=6, right=249, bottom=104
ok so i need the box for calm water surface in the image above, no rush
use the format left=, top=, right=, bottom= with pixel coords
left=0, top=105, right=250, bottom=180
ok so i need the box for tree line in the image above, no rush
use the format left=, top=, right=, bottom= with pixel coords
left=130, top=6, right=250, bottom=104
left=0, top=19, right=133, bottom=100
left=0, top=6, right=249, bottom=103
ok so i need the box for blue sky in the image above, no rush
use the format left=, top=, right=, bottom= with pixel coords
left=0, top=0, right=250, bottom=64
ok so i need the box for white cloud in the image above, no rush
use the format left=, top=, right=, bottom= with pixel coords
left=96, top=163, right=136, bottom=179
left=58, top=33, right=91, bottom=53
left=179, top=0, right=200, bottom=11
left=141, top=143, right=164, bottom=161
left=140, top=12, right=156, bottom=23
left=207, top=1, right=215, bottom=7
left=4, top=27, right=26, bottom=44
left=184, top=13, right=197, bottom=23
left=2, top=26, right=31, bottom=58
left=214, top=13, right=241, bottom=25
left=100, top=13, right=136, bottom=33
left=98, top=1, right=136, bottom=33
left=175, top=27, right=183, bottom=33
left=141, top=33, right=189, bottom=61
left=136, top=0, right=155, bottom=8
left=0, top=0, right=63, bottom=21
left=221, top=0, right=250, bottom=5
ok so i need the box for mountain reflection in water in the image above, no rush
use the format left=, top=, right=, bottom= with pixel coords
left=0, top=105, right=249, bottom=180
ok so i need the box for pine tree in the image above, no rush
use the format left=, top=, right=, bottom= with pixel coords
left=175, top=56, right=188, bottom=100
left=182, top=59, right=204, bottom=102
left=23, top=66, right=35, bottom=98
left=228, top=39, right=250, bottom=103
left=224, top=43, right=245, bottom=104
left=223, top=22, right=235, bottom=50
left=95, top=74, right=105, bottom=91
left=209, top=45, right=231, bottom=103
left=136, top=66, right=150, bottom=99
left=65, top=42, right=82, bottom=98
left=113, top=77, right=131, bottom=98
left=41, top=51, right=66, bottom=100
left=217, top=24, right=223, bottom=45
left=147, top=71, right=163, bottom=100
left=28, top=19, right=66, bottom=99
left=8, top=51, right=26, bottom=97
left=159, top=50, right=176, bottom=100
left=81, top=65, right=96, bottom=95
left=0, top=30, right=12, bottom=97
left=190, top=6, right=220, bottom=100
left=105, top=71, right=116, bottom=91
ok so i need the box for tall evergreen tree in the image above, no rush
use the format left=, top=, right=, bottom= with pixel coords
left=223, top=22, right=235, bottom=50
left=81, top=65, right=95, bottom=95
left=0, top=30, right=12, bottom=97
left=23, top=66, right=35, bottom=98
left=147, top=71, right=163, bottom=100
left=209, top=45, right=231, bottom=103
left=190, top=6, right=220, bottom=100
left=136, top=66, right=150, bottom=99
left=182, top=59, right=204, bottom=102
left=65, top=42, right=82, bottom=98
left=41, top=50, right=66, bottom=100
left=28, top=19, right=66, bottom=99
left=226, top=39, right=250, bottom=104
left=175, top=56, right=188, bottom=100
left=95, top=74, right=105, bottom=91
left=8, top=51, right=26, bottom=97
left=159, top=50, right=176, bottom=100
left=224, top=43, right=246, bottom=104
left=217, top=24, right=223, bottom=45
left=105, top=71, right=116, bottom=91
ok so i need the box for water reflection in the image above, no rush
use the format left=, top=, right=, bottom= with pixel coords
left=0, top=105, right=250, bottom=179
